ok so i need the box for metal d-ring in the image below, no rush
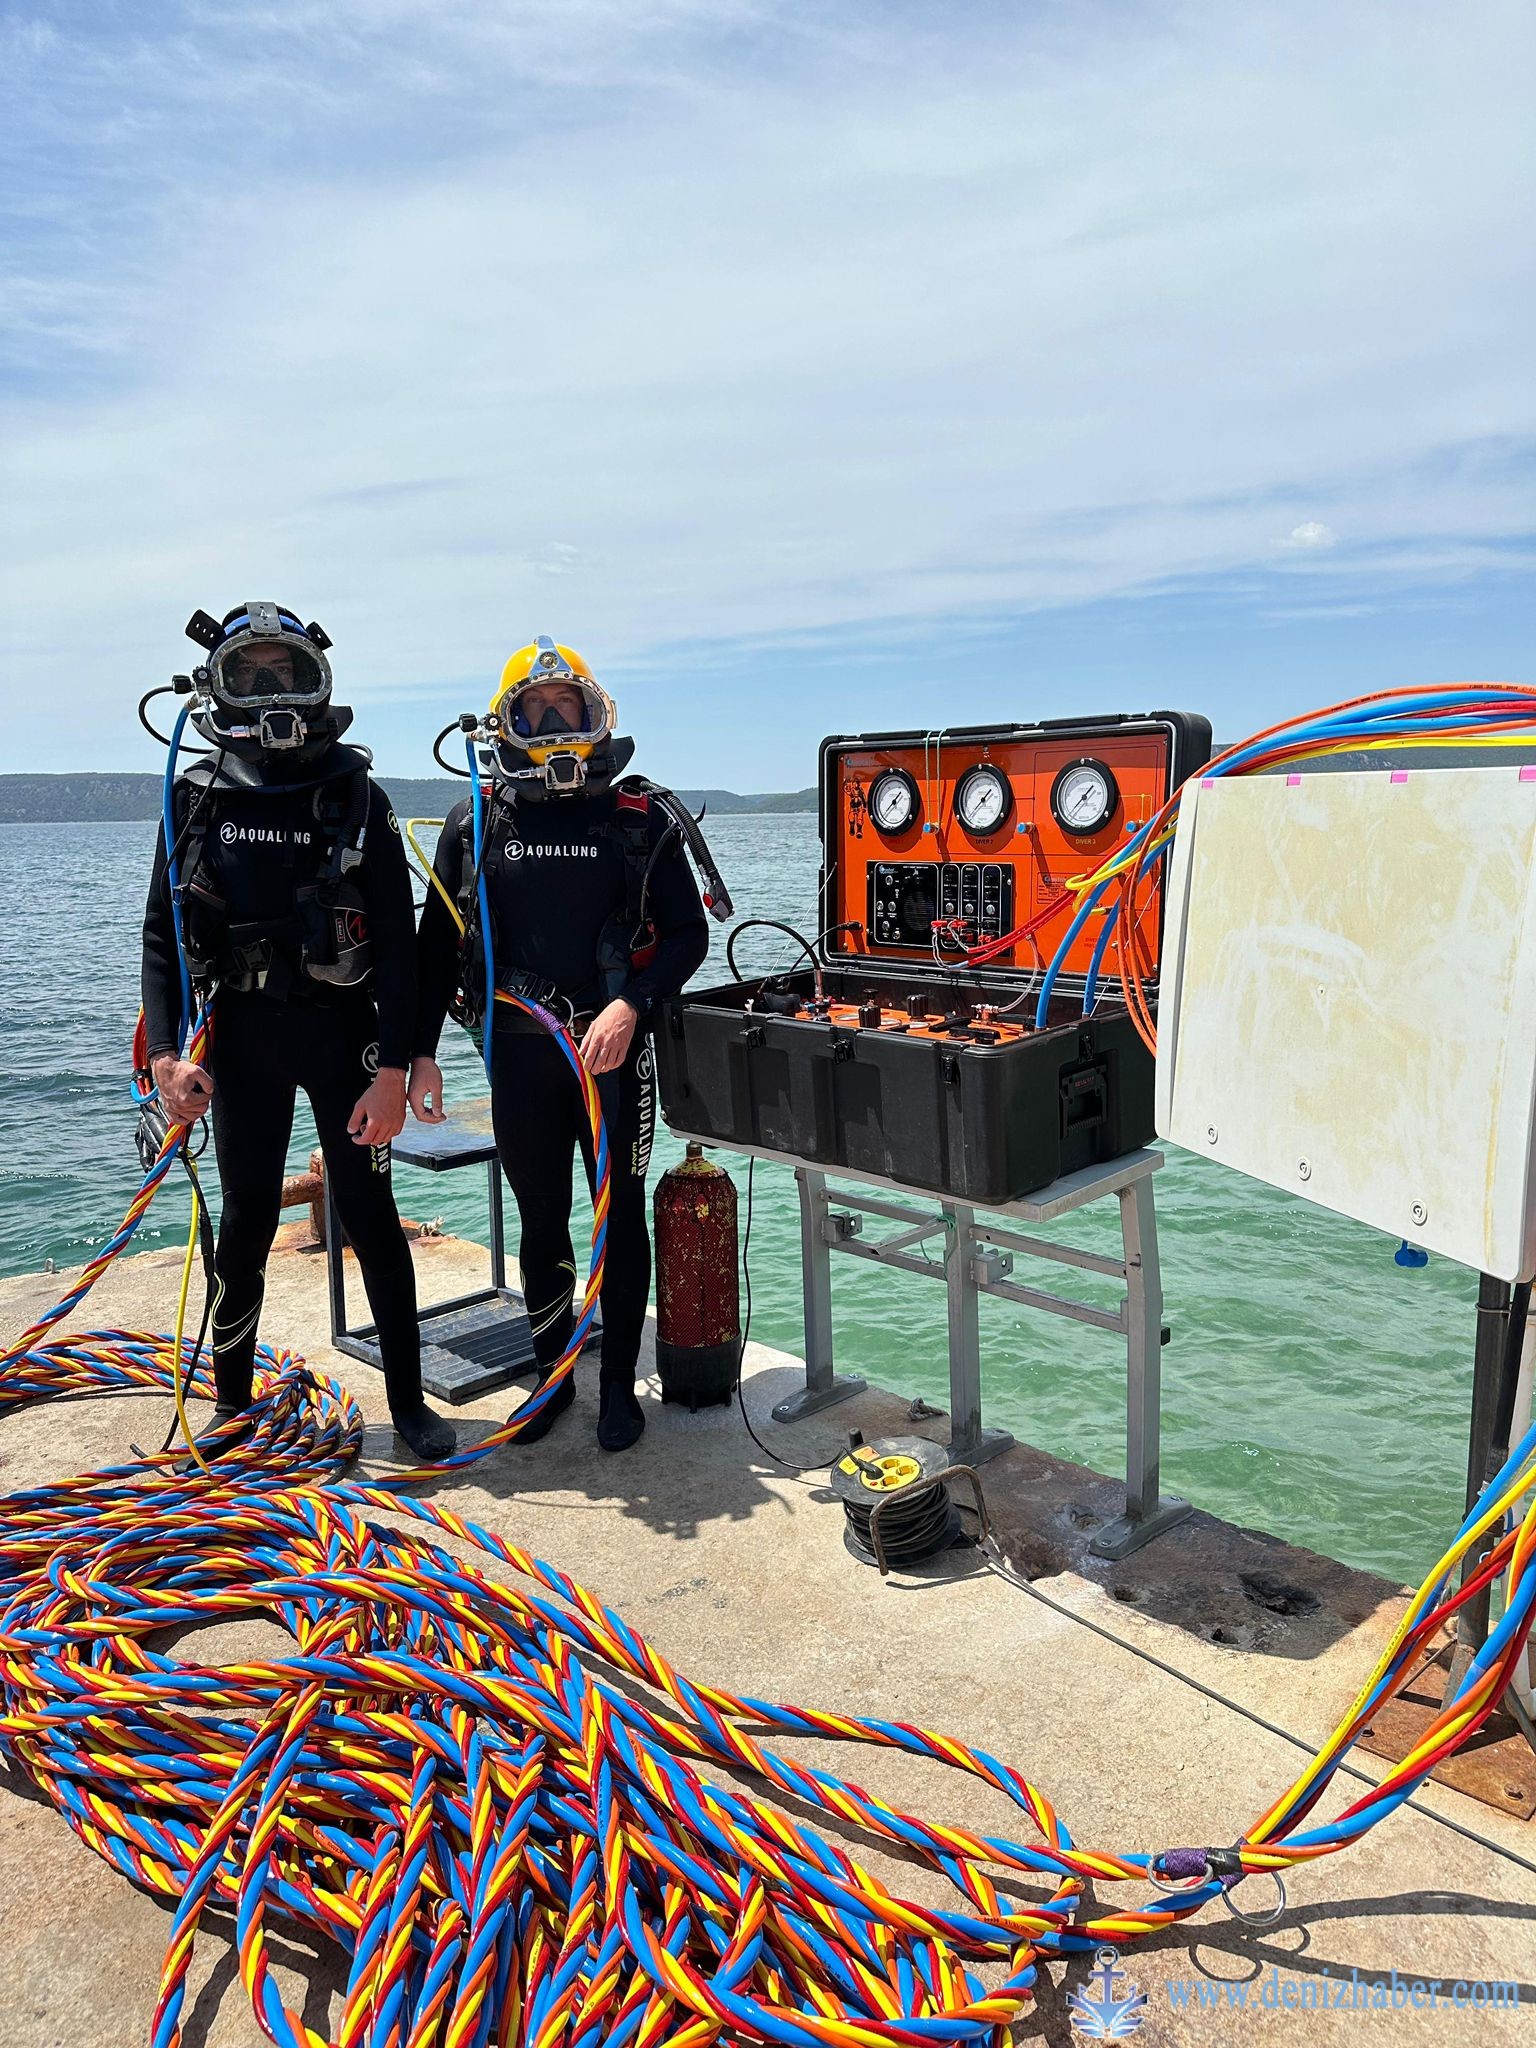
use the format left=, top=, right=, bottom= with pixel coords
left=1145, top=1858, right=1217, bottom=1899
left=1220, top=1870, right=1288, bottom=1928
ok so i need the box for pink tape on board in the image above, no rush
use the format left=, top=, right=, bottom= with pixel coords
left=1202, top=777, right=1215, bottom=788
left=1520, top=765, right=1536, bottom=782
left=1390, top=771, right=1409, bottom=785
left=1286, top=774, right=1302, bottom=786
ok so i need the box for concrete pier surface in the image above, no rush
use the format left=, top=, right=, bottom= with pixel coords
left=0, top=1230, right=1532, bottom=2046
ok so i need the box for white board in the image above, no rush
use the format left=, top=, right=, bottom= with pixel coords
left=1155, top=767, right=1536, bottom=1281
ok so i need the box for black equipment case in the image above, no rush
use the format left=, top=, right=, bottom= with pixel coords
left=654, top=711, right=1212, bottom=1204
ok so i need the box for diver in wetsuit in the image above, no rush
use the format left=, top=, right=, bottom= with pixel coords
left=140, top=601, right=456, bottom=1461
left=410, top=639, right=710, bottom=1452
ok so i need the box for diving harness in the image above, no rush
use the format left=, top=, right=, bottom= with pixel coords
left=138, top=607, right=380, bottom=1007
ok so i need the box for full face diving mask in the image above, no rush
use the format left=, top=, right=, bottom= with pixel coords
left=185, top=601, right=336, bottom=753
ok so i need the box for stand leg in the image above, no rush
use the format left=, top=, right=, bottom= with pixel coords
left=325, top=1174, right=348, bottom=1344
left=1446, top=1275, right=1512, bottom=1702
left=772, top=1168, right=865, bottom=1422
left=488, top=1157, right=508, bottom=1294
left=1090, top=1175, right=1190, bottom=1558
left=944, top=1202, right=1012, bottom=1466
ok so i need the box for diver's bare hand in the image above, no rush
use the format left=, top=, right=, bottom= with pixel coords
left=408, top=1055, right=447, bottom=1124
left=582, top=998, right=638, bottom=1075
left=151, top=1053, right=213, bottom=1126
left=349, top=1068, right=407, bottom=1146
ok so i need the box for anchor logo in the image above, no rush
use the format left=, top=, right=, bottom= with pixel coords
left=1067, top=1949, right=1148, bottom=2039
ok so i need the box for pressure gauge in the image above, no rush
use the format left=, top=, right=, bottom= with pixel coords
left=868, top=767, right=920, bottom=835
left=1050, top=757, right=1119, bottom=836
left=955, top=762, right=1013, bottom=835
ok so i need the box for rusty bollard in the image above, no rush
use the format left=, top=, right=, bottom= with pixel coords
left=277, top=1150, right=327, bottom=1245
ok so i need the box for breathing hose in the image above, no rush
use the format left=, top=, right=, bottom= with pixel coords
left=726, top=917, right=821, bottom=984
left=0, top=688, right=1534, bottom=2043
left=1079, top=900, right=1121, bottom=1019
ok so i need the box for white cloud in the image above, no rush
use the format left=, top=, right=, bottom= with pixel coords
left=0, top=0, right=1531, bottom=769
left=1280, top=522, right=1339, bottom=549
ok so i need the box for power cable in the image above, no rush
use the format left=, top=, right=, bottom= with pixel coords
left=732, top=1159, right=839, bottom=1477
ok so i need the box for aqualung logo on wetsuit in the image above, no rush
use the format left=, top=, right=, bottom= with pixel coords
left=496, top=838, right=597, bottom=861
left=633, top=1041, right=655, bottom=1178
left=218, top=821, right=313, bottom=846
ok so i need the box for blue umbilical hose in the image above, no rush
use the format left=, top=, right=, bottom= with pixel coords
left=467, top=738, right=495, bottom=1079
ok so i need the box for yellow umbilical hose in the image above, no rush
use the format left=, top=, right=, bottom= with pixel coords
left=404, top=817, right=462, bottom=931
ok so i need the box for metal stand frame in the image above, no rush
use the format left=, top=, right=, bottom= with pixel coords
left=704, top=1139, right=1189, bottom=1557
left=325, top=1106, right=603, bottom=1400
left=325, top=1153, right=510, bottom=1367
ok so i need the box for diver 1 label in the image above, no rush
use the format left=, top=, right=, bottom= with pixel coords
left=219, top=821, right=313, bottom=846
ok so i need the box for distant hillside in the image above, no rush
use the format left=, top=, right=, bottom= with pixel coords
left=677, top=787, right=818, bottom=816
left=0, top=774, right=169, bottom=823
left=0, top=773, right=818, bottom=824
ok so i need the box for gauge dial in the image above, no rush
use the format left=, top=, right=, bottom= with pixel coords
left=1050, top=757, right=1119, bottom=836
left=955, top=763, right=1013, bottom=835
left=868, top=767, right=920, bottom=835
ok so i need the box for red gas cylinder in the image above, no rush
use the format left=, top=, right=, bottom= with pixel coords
left=653, top=1143, right=741, bottom=1409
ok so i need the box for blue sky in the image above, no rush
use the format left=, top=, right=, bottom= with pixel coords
left=2, top=0, right=1530, bottom=786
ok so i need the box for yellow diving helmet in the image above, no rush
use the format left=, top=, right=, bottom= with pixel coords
left=488, top=637, right=628, bottom=794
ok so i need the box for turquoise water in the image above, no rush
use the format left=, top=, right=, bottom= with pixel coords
left=0, top=817, right=1484, bottom=1585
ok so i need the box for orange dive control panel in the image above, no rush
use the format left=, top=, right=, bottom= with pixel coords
left=818, top=714, right=1212, bottom=983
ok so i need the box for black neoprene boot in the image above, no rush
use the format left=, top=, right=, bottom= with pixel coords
left=509, top=1364, right=575, bottom=1444
left=391, top=1405, right=458, bottom=1462
left=597, top=1378, right=644, bottom=1453
left=178, top=1400, right=250, bottom=1470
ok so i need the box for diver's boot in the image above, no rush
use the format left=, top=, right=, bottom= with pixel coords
left=177, top=1401, right=251, bottom=1470
left=391, top=1404, right=458, bottom=1462
left=509, top=1364, right=575, bottom=1445
left=597, top=1376, right=645, bottom=1453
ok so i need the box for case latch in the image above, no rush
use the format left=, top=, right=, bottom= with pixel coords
left=1060, top=1060, right=1108, bottom=1134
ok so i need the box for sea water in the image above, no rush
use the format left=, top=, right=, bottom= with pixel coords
left=0, top=816, right=1486, bottom=1584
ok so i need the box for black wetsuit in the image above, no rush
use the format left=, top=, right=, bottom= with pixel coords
left=141, top=763, right=424, bottom=1415
left=415, top=789, right=708, bottom=1388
